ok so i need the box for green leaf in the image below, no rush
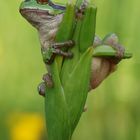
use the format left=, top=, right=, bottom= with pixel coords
left=93, top=45, right=132, bottom=59
left=55, top=3, right=75, bottom=74
left=45, top=61, right=71, bottom=140
left=62, top=47, right=93, bottom=133
left=79, top=5, right=97, bottom=52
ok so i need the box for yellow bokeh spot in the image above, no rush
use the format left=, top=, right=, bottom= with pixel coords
left=8, top=113, right=45, bottom=140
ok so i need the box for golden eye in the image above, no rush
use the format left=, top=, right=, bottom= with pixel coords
left=37, top=0, right=48, bottom=4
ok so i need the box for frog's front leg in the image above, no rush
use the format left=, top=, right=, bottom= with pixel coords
left=42, top=40, right=74, bottom=64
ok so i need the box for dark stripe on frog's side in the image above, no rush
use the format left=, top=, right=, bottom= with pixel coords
left=48, top=1, right=66, bottom=10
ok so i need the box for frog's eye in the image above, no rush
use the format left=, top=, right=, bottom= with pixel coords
left=37, top=0, right=49, bottom=4
left=25, top=0, right=30, bottom=2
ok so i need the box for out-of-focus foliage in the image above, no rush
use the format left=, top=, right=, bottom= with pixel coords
left=0, top=0, right=139, bottom=140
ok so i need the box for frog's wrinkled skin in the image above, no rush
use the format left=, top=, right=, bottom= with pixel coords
left=19, top=0, right=124, bottom=91
left=90, top=57, right=116, bottom=89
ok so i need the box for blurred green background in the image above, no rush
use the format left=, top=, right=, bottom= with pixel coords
left=0, top=0, right=139, bottom=140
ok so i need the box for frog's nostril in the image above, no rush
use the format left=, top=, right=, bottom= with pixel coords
left=36, top=0, right=49, bottom=4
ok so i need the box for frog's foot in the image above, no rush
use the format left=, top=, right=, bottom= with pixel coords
left=103, top=33, right=125, bottom=63
left=37, top=73, right=53, bottom=97
left=42, top=73, right=53, bottom=88
left=113, top=44, right=125, bottom=58
left=37, top=82, right=46, bottom=97
left=93, top=35, right=102, bottom=47
left=76, top=0, right=88, bottom=19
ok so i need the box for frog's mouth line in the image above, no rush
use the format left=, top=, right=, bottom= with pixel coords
left=20, top=8, right=54, bottom=16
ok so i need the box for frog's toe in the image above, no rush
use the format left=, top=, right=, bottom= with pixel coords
left=93, top=35, right=102, bottom=47
left=37, top=82, right=46, bottom=97
left=102, top=33, right=125, bottom=59
left=53, top=49, right=73, bottom=59
left=42, top=73, right=53, bottom=88
left=103, top=33, right=119, bottom=45
left=115, top=44, right=125, bottom=58
left=52, top=40, right=75, bottom=49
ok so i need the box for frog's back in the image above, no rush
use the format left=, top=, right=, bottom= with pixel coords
left=38, top=13, right=64, bottom=49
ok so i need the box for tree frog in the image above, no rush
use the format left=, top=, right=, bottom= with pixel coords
left=19, top=0, right=125, bottom=96
left=20, top=0, right=74, bottom=65
left=38, top=34, right=125, bottom=96
left=20, top=0, right=77, bottom=90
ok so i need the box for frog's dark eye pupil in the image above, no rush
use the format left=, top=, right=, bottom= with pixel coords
left=37, top=0, right=49, bottom=4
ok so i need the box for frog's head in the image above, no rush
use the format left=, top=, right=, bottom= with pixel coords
left=19, top=0, right=65, bottom=28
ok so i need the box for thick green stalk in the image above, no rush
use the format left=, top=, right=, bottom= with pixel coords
left=44, top=1, right=77, bottom=140
left=45, top=3, right=76, bottom=139
left=45, top=61, right=71, bottom=140
left=45, top=0, right=96, bottom=139
left=60, top=3, right=97, bottom=133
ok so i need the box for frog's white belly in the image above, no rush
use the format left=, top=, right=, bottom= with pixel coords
left=38, top=14, right=63, bottom=49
